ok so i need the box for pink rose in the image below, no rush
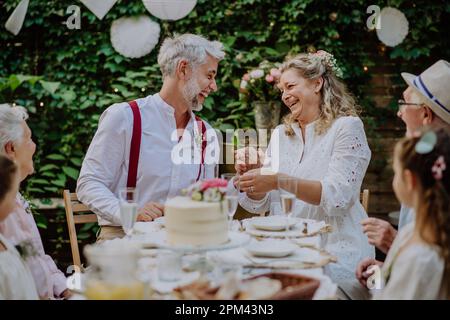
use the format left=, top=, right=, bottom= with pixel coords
left=270, top=68, right=281, bottom=79
left=200, top=178, right=228, bottom=191
left=265, top=74, right=274, bottom=83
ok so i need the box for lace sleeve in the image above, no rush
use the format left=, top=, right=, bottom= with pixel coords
left=320, top=117, right=371, bottom=215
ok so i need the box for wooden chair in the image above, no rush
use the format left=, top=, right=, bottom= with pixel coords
left=63, top=190, right=98, bottom=268
left=360, top=189, right=370, bottom=213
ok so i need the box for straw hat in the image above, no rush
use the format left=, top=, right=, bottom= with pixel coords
left=401, top=60, right=450, bottom=125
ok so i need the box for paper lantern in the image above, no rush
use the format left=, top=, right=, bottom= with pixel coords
left=79, top=0, right=118, bottom=20
left=110, top=16, right=160, bottom=58
left=5, top=0, right=29, bottom=36
left=142, top=0, right=197, bottom=21
left=376, top=7, right=409, bottom=47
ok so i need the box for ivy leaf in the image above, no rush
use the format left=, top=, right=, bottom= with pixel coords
left=50, top=180, right=66, bottom=188
left=62, top=166, right=80, bottom=180
left=39, top=164, right=59, bottom=171
left=39, top=80, right=60, bottom=94
left=61, top=90, right=77, bottom=102
left=47, top=154, right=65, bottom=161
left=70, top=158, right=82, bottom=166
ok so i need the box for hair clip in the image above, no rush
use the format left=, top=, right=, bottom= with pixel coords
left=432, top=156, right=446, bottom=180
left=415, top=131, right=437, bottom=154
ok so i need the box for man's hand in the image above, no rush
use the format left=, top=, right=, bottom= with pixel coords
left=361, top=217, right=397, bottom=254
left=137, top=202, right=164, bottom=222
left=355, top=258, right=383, bottom=288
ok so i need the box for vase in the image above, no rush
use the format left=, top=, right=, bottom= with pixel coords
left=253, top=101, right=281, bottom=130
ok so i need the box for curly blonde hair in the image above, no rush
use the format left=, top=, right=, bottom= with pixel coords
left=395, top=127, right=450, bottom=298
left=279, top=53, right=359, bottom=136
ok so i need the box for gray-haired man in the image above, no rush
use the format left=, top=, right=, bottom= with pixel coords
left=77, top=34, right=225, bottom=241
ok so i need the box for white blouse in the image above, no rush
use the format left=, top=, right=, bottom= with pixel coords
left=77, top=93, right=220, bottom=226
left=239, top=116, right=375, bottom=281
left=373, top=223, right=447, bottom=300
left=0, top=234, right=39, bottom=300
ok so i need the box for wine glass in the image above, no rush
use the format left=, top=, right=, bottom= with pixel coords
left=278, top=176, right=297, bottom=238
left=221, top=173, right=239, bottom=231
left=119, top=188, right=139, bottom=237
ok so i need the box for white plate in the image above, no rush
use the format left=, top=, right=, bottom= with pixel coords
left=140, top=231, right=251, bottom=253
left=246, top=240, right=297, bottom=258
left=251, top=216, right=297, bottom=231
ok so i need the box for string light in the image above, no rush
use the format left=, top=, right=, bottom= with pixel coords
left=141, top=88, right=145, bottom=92
left=363, top=66, right=368, bottom=72
left=114, top=88, right=119, bottom=93
left=39, top=102, right=44, bottom=107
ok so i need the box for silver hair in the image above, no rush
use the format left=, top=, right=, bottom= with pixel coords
left=157, top=34, right=225, bottom=78
left=0, top=104, right=29, bottom=154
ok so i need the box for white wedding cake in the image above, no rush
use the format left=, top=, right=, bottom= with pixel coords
left=164, top=179, right=229, bottom=246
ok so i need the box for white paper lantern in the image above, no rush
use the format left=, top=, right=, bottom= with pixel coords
left=110, top=16, right=160, bottom=59
left=5, top=0, right=29, bottom=36
left=376, top=7, right=409, bottom=47
left=143, top=0, right=197, bottom=21
left=80, top=0, right=118, bottom=20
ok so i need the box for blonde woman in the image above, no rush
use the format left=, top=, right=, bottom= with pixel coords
left=238, top=51, right=375, bottom=282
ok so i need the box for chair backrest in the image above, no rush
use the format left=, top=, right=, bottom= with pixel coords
left=360, top=189, right=370, bottom=213
left=63, top=190, right=98, bottom=268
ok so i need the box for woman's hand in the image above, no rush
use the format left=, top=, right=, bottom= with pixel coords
left=235, top=147, right=264, bottom=175
left=238, top=169, right=278, bottom=195
left=355, top=258, right=383, bottom=288
left=137, top=202, right=164, bottom=221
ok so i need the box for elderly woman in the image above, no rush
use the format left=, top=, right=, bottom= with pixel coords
left=238, top=51, right=375, bottom=282
left=0, top=103, right=69, bottom=299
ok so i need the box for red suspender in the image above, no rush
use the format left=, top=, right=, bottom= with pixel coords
left=126, top=100, right=205, bottom=186
left=127, top=101, right=141, bottom=189
left=195, top=115, right=207, bottom=182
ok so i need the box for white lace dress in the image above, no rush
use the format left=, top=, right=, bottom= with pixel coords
left=239, top=116, right=375, bottom=282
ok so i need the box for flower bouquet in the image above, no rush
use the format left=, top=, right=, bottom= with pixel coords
left=239, top=61, right=282, bottom=130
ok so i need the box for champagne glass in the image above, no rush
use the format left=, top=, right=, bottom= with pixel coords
left=278, top=176, right=297, bottom=238
left=221, top=173, right=239, bottom=231
left=119, top=188, right=138, bottom=237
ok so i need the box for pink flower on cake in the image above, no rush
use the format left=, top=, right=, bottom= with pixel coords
left=200, top=178, right=228, bottom=191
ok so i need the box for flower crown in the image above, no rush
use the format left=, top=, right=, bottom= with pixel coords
left=308, top=50, right=343, bottom=78
left=414, top=131, right=447, bottom=181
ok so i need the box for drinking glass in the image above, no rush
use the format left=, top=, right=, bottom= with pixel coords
left=119, top=188, right=139, bottom=237
left=278, top=176, right=297, bottom=238
left=221, top=173, right=239, bottom=231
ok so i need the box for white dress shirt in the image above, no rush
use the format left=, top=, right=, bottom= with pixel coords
left=239, top=116, right=375, bottom=282
left=77, top=93, right=220, bottom=226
